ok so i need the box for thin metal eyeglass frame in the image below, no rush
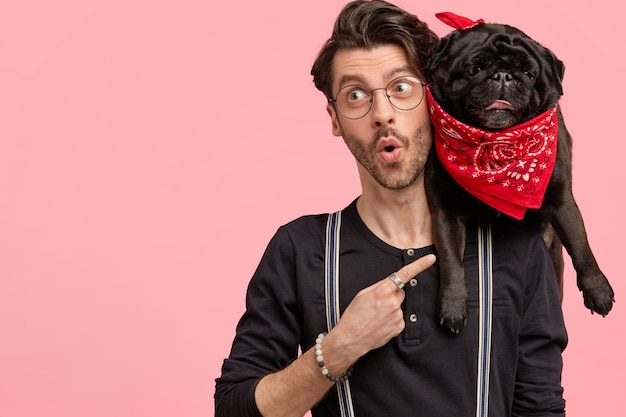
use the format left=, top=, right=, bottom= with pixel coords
left=328, top=76, right=427, bottom=120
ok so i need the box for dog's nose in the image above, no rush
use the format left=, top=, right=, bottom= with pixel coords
left=491, top=72, right=513, bottom=84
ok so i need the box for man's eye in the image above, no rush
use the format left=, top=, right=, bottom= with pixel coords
left=393, top=81, right=411, bottom=94
left=347, top=89, right=368, bottom=102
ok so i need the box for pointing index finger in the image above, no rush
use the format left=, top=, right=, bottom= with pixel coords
left=393, top=254, right=436, bottom=285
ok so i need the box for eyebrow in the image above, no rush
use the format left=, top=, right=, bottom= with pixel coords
left=337, top=66, right=419, bottom=89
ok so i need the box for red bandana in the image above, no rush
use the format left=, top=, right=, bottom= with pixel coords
left=425, top=86, right=559, bottom=220
left=435, top=11, right=484, bottom=29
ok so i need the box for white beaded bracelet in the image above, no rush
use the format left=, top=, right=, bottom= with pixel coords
left=315, top=332, right=354, bottom=383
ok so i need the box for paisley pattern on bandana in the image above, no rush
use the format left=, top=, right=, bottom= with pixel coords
left=425, top=86, right=558, bottom=220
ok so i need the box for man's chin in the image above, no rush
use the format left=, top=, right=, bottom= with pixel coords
left=373, top=170, right=420, bottom=191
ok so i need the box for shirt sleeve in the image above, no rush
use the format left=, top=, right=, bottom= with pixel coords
left=512, top=234, right=568, bottom=416
left=214, top=225, right=303, bottom=417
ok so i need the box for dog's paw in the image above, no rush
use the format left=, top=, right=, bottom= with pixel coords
left=439, top=310, right=468, bottom=334
left=580, top=272, right=615, bottom=316
left=438, top=286, right=469, bottom=334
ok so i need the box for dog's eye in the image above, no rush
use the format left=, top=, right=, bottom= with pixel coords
left=523, top=70, right=535, bottom=80
left=468, top=66, right=482, bottom=76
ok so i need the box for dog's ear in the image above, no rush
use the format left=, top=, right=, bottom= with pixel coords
left=543, top=47, right=565, bottom=95
left=427, top=32, right=458, bottom=74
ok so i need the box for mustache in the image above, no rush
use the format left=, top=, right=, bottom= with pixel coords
left=370, top=127, right=409, bottom=151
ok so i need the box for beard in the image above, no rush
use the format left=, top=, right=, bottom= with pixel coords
left=341, top=120, right=432, bottom=190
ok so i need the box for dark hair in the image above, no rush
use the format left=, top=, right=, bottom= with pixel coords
left=311, top=0, right=439, bottom=99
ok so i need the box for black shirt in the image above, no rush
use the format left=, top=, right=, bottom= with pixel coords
left=215, top=199, right=567, bottom=417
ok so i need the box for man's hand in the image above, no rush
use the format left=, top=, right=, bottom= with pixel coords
left=255, top=254, right=436, bottom=417
left=321, top=254, right=436, bottom=373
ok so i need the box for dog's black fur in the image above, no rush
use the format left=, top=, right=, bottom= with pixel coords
left=425, top=22, right=615, bottom=333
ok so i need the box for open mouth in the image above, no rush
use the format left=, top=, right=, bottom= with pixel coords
left=376, top=137, right=402, bottom=153
left=484, top=100, right=515, bottom=111
left=376, top=138, right=403, bottom=163
left=478, top=100, right=519, bottom=129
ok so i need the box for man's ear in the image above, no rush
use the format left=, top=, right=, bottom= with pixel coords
left=326, top=103, right=342, bottom=137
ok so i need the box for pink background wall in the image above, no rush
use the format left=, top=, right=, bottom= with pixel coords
left=1, top=1, right=623, bottom=416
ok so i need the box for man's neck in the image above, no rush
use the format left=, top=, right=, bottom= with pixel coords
left=356, top=180, right=432, bottom=250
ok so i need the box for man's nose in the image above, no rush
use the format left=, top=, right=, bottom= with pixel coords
left=369, top=89, right=394, bottom=126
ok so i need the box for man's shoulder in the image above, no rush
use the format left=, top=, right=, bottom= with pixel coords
left=272, top=202, right=358, bottom=248
left=279, top=202, right=356, bottom=235
left=492, top=217, right=543, bottom=241
left=465, top=217, right=546, bottom=254
left=280, top=212, right=330, bottom=233
left=483, top=218, right=550, bottom=265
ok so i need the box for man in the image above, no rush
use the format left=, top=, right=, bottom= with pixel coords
left=215, top=1, right=567, bottom=416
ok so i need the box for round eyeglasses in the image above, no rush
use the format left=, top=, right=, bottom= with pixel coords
left=329, top=75, right=426, bottom=120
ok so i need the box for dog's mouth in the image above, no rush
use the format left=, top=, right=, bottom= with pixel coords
left=484, top=100, right=515, bottom=111
left=472, top=99, right=520, bottom=129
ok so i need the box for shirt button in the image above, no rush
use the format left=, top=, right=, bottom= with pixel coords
left=409, top=314, right=418, bottom=323
left=409, top=278, right=418, bottom=287
left=407, top=248, right=415, bottom=256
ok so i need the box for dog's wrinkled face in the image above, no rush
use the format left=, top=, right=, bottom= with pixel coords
left=427, top=23, right=565, bottom=130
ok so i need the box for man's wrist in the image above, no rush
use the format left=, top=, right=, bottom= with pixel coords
left=315, top=333, right=354, bottom=383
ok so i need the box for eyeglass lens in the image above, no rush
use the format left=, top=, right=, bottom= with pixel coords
left=334, top=76, right=425, bottom=119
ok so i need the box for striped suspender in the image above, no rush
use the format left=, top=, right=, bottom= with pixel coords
left=476, top=222, right=493, bottom=417
left=325, top=212, right=492, bottom=417
left=324, top=211, right=355, bottom=417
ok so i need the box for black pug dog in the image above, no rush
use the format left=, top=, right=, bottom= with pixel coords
left=424, top=12, right=615, bottom=333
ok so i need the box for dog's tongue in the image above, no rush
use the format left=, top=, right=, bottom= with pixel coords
left=485, top=100, right=515, bottom=111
